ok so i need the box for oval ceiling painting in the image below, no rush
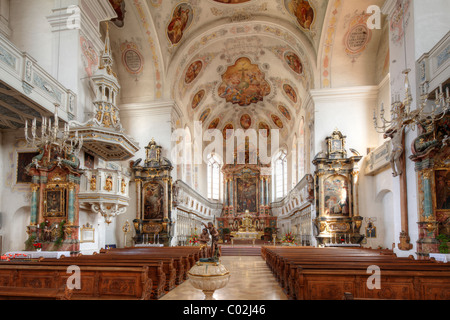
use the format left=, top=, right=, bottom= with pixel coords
left=208, top=118, right=220, bottom=130
left=240, top=114, right=252, bottom=130
left=218, top=57, right=271, bottom=107
left=185, top=60, right=203, bottom=84
left=271, top=114, right=284, bottom=129
left=285, top=0, right=315, bottom=31
left=283, top=84, right=298, bottom=103
left=212, top=0, right=251, bottom=3
left=199, top=108, right=211, bottom=123
left=167, top=3, right=194, bottom=45
left=192, top=89, right=206, bottom=109
left=222, top=123, right=234, bottom=140
left=284, top=51, right=303, bottom=75
left=278, top=104, right=292, bottom=121
left=258, top=122, right=270, bottom=138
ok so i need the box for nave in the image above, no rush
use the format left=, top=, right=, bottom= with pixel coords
left=160, top=254, right=288, bottom=301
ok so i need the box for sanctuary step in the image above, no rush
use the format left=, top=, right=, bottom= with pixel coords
left=220, top=246, right=262, bottom=256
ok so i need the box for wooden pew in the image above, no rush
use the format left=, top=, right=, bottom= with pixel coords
left=0, top=285, right=72, bottom=300
left=34, top=257, right=168, bottom=299
left=262, top=246, right=450, bottom=300
left=0, top=262, right=153, bottom=300
left=99, top=247, right=200, bottom=282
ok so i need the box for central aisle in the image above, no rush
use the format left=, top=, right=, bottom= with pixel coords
left=159, top=256, right=288, bottom=300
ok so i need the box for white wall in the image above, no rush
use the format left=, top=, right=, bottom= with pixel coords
left=9, top=0, right=54, bottom=76
left=413, top=0, right=450, bottom=60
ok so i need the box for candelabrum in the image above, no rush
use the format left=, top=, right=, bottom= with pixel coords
left=373, top=69, right=449, bottom=135
left=24, top=104, right=83, bottom=156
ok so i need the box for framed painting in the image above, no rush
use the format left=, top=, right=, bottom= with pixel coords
left=84, top=152, right=95, bottom=169
left=236, top=177, right=258, bottom=213
left=16, top=151, right=39, bottom=184
left=44, top=187, right=67, bottom=218
left=323, top=175, right=350, bottom=216
left=434, top=169, right=450, bottom=210
left=142, top=183, right=164, bottom=220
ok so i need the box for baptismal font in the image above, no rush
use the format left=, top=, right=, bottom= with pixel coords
left=187, top=221, right=230, bottom=300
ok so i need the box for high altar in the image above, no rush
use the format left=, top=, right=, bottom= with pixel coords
left=217, top=156, right=277, bottom=241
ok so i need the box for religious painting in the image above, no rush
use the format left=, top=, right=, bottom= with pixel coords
left=236, top=177, right=258, bottom=213
left=16, top=151, right=39, bottom=184
left=278, top=104, right=292, bottom=121
left=185, top=60, right=203, bottom=84
left=283, top=84, right=298, bottom=103
left=212, top=0, right=251, bottom=3
left=271, top=114, right=284, bottom=129
left=365, top=219, right=377, bottom=238
left=323, top=175, right=350, bottom=216
left=143, top=183, right=163, bottom=220
left=284, top=51, right=303, bottom=74
left=223, top=123, right=234, bottom=140
left=258, top=122, right=270, bottom=138
left=208, top=118, right=220, bottom=130
left=109, top=0, right=126, bottom=27
left=240, top=114, right=252, bottom=129
left=435, top=170, right=450, bottom=210
left=199, top=108, right=211, bottom=123
left=192, top=89, right=206, bottom=109
left=44, top=187, right=66, bottom=218
left=218, top=57, right=271, bottom=106
left=80, top=36, right=98, bottom=77
left=167, top=3, right=193, bottom=45
left=84, top=152, right=95, bottom=169
left=285, top=0, right=315, bottom=31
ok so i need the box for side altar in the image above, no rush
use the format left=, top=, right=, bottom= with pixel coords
left=24, top=106, right=84, bottom=253
left=131, top=139, right=174, bottom=246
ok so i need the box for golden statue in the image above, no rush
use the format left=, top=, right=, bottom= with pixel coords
left=239, top=210, right=256, bottom=232
left=104, top=175, right=113, bottom=192
left=90, top=175, right=97, bottom=191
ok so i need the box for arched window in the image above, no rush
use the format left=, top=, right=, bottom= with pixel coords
left=273, top=149, right=287, bottom=200
left=207, top=153, right=221, bottom=200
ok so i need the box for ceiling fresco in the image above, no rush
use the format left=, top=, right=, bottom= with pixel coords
left=104, top=0, right=387, bottom=141
left=218, top=57, right=271, bottom=106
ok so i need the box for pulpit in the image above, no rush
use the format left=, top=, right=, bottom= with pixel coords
left=131, top=139, right=173, bottom=246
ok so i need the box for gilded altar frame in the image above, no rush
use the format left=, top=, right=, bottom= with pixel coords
left=313, top=130, right=364, bottom=245
left=132, top=139, right=173, bottom=246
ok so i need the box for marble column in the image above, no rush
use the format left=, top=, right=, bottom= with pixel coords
left=68, top=183, right=75, bottom=225
left=136, top=178, right=142, bottom=220
left=30, top=184, right=39, bottom=225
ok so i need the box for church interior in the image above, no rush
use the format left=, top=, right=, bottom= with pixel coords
left=0, top=0, right=449, bottom=302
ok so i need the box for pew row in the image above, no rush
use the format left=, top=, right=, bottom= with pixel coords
left=0, top=263, right=153, bottom=300
left=262, top=246, right=450, bottom=300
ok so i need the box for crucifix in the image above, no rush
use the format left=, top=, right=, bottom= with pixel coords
left=373, top=70, right=414, bottom=251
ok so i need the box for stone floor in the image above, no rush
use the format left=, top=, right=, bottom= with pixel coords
left=160, top=256, right=288, bottom=300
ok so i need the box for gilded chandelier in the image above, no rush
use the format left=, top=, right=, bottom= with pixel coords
left=25, top=104, right=83, bottom=156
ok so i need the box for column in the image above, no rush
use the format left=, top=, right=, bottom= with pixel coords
left=163, top=178, right=169, bottom=221
left=229, top=179, right=234, bottom=214
left=136, top=178, right=142, bottom=220
left=30, top=184, right=39, bottom=225
left=68, top=183, right=75, bottom=225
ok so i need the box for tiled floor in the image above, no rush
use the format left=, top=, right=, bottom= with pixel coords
left=160, top=256, right=288, bottom=300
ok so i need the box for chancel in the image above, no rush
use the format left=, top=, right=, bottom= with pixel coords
left=0, top=0, right=449, bottom=302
